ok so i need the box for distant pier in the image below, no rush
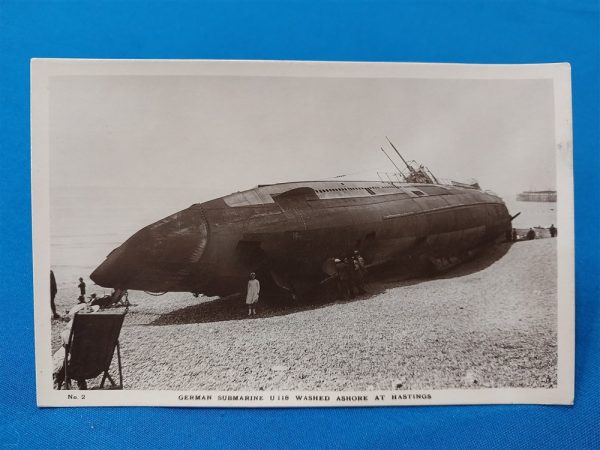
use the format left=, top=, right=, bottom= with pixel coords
left=516, top=190, right=557, bottom=202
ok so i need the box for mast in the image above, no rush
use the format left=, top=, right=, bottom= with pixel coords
left=385, top=137, right=437, bottom=184
left=386, top=136, right=416, bottom=175
left=380, top=147, right=403, bottom=175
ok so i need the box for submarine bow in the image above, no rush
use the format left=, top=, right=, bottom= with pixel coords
left=90, top=207, right=208, bottom=292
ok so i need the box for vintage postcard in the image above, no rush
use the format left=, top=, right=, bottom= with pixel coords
left=32, top=59, right=574, bottom=407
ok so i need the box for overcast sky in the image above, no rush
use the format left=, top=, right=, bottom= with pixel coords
left=49, top=74, right=555, bottom=199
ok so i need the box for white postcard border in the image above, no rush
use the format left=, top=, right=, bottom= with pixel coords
left=31, top=59, right=574, bottom=407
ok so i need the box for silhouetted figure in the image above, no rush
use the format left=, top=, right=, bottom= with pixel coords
left=344, top=257, right=358, bottom=298
left=50, top=270, right=59, bottom=319
left=78, top=277, right=86, bottom=296
left=526, top=228, right=536, bottom=240
left=354, top=250, right=367, bottom=271
left=549, top=224, right=557, bottom=238
left=246, top=272, right=260, bottom=316
left=334, top=258, right=351, bottom=300
left=352, top=251, right=367, bottom=294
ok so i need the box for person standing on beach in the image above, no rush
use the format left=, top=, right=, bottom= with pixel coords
left=344, top=257, right=358, bottom=298
left=352, top=251, right=367, bottom=294
left=333, top=259, right=347, bottom=300
left=50, top=270, right=59, bottom=319
left=335, top=258, right=353, bottom=300
left=526, top=228, right=536, bottom=240
left=78, top=277, right=86, bottom=297
left=246, top=272, right=260, bottom=316
left=549, top=224, right=557, bottom=238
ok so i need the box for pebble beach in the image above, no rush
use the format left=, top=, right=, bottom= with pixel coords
left=51, top=238, right=557, bottom=391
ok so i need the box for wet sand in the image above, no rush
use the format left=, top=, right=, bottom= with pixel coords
left=51, top=239, right=557, bottom=390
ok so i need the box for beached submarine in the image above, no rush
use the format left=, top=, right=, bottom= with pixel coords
left=90, top=145, right=513, bottom=299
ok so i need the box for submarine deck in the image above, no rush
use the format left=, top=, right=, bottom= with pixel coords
left=220, top=180, right=494, bottom=208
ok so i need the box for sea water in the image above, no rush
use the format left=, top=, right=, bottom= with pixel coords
left=502, top=197, right=557, bottom=230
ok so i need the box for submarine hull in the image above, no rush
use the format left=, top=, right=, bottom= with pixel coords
left=91, top=180, right=512, bottom=297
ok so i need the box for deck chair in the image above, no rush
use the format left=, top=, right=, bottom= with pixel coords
left=63, top=311, right=126, bottom=390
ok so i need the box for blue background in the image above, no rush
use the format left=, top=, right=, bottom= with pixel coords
left=0, top=1, right=598, bottom=448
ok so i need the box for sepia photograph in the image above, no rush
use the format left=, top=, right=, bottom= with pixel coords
left=31, top=60, right=574, bottom=407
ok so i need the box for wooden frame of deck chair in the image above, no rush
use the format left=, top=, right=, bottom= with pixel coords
left=63, top=311, right=126, bottom=390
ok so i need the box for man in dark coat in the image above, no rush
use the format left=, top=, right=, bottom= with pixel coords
left=343, top=257, right=358, bottom=298
left=549, top=224, right=557, bottom=238
left=352, top=251, right=367, bottom=294
left=526, top=228, right=536, bottom=240
left=78, top=277, right=86, bottom=296
left=50, top=270, right=59, bottom=319
left=334, top=258, right=351, bottom=300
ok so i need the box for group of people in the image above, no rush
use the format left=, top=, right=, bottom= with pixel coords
left=242, top=250, right=369, bottom=316
left=50, top=272, right=91, bottom=320
left=507, top=224, right=558, bottom=242
left=51, top=272, right=127, bottom=320
left=333, top=251, right=368, bottom=300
